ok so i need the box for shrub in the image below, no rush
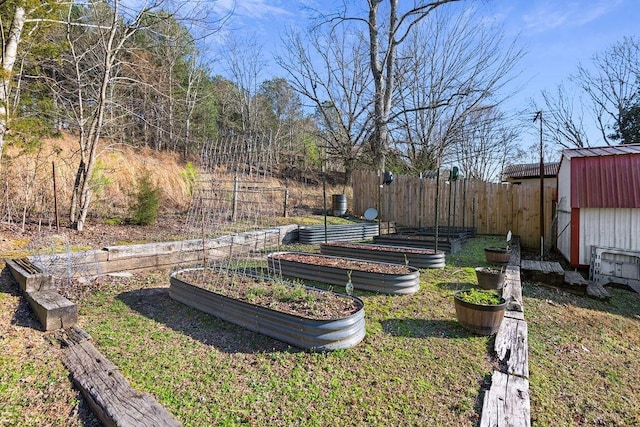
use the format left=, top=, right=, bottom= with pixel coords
left=129, top=171, right=161, bottom=225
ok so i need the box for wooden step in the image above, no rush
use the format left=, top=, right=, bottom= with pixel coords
left=520, top=260, right=564, bottom=286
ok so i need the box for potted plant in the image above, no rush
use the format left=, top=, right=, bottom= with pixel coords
left=474, top=266, right=505, bottom=290
left=484, top=231, right=512, bottom=264
left=453, top=288, right=506, bottom=335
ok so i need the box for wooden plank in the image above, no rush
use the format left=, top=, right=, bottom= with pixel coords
left=494, top=317, right=529, bottom=378
left=24, top=290, right=77, bottom=331
left=502, top=266, right=524, bottom=316
left=5, top=258, right=55, bottom=293
left=481, top=371, right=531, bottom=427
left=62, top=340, right=181, bottom=427
left=521, top=260, right=564, bottom=286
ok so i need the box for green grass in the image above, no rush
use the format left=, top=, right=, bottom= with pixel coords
left=3, top=236, right=640, bottom=426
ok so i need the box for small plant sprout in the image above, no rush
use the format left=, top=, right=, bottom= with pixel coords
left=506, top=230, right=512, bottom=250
left=404, top=253, right=409, bottom=266
left=345, top=270, right=353, bottom=296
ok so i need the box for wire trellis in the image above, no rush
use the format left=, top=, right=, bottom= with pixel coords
left=174, top=133, right=289, bottom=286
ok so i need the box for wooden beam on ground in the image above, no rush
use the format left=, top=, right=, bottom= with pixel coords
left=502, top=265, right=524, bottom=321
left=480, top=371, right=531, bottom=427
left=494, top=317, right=529, bottom=378
left=5, top=258, right=55, bottom=292
left=61, top=329, right=181, bottom=427
left=25, top=290, right=77, bottom=331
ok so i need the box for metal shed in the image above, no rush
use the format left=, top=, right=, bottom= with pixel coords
left=556, top=144, right=640, bottom=268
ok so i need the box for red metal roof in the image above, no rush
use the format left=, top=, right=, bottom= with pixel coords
left=562, top=144, right=640, bottom=158
left=564, top=145, right=640, bottom=208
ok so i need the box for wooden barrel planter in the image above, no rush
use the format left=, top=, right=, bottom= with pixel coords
left=474, top=267, right=506, bottom=290
left=320, top=242, right=445, bottom=269
left=169, top=269, right=366, bottom=351
left=484, top=247, right=511, bottom=264
left=453, top=290, right=506, bottom=335
left=267, top=252, right=420, bottom=295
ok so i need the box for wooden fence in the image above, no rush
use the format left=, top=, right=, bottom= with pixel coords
left=351, top=170, right=556, bottom=250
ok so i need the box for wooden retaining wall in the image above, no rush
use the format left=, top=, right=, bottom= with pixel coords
left=31, top=225, right=299, bottom=278
left=480, top=239, right=531, bottom=427
left=352, top=170, right=556, bottom=250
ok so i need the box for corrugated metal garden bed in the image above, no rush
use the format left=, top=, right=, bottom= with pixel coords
left=267, top=252, right=420, bottom=295
left=298, top=223, right=379, bottom=244
left=373, top=234, right=464, bottom=254
left=320, top=241, right=445, bottom=269
left=169, top=268, right=366, bottom=351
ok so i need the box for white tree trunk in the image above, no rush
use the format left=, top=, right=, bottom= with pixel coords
left=0, top=6, right=26, bottom=167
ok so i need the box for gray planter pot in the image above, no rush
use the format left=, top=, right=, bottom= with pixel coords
left=267, top=252, right=420, bottom=295
left=169, top=269, right=366, bottom=351
left=320, top=242, right=445, bottom=269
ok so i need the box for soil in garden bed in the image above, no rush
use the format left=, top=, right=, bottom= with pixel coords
left=173, top=269, right=360, bottom=320
left=269, top=252, right=413, bottom=275
left=323, top=241, right=440, bottom=255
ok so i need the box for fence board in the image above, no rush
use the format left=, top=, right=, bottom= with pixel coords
left=352, top=170, right=555, bottom=250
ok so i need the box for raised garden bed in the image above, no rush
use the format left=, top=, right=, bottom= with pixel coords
left=267, top=252, right=420, bottom=295
left=320, top=241, right=445, bottom=269
left=373, top=234, right=463, bottom=254
left=169, top=268, right=366, bottom=351
left=396, top=226, right=476, bottom=242
left=297, top=223, right=380, bottom=244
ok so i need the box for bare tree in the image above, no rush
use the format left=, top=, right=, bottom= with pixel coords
left=539, top=83, right=590, bottom=148
left=390, top=8, right=524, bottom=174
left=277, top=26, right=373, bottom=181
left=56, top=0, right=224, bottom=231
left=329, top=0, right=461, bottom=171
left=223, top=34, right=267, bottom=134
left=573, top=36, right=640, bottom=145
left=451, top=108, right=521, bottom=182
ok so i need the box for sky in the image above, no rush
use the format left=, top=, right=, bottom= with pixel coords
left=209, top=0, right=640, bottom=155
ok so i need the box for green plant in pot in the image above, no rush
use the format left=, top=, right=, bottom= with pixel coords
left=484, top=231, right=512, bottom=264
left=474, top=266, right=506, bottom=290
left=453, top=288, right=506, bottom=335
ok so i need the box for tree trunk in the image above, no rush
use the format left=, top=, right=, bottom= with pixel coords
left=0, top=6, right=26, bottom=167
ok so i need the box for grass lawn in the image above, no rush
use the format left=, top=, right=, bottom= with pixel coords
left=2, top=235, right=639, bottom=426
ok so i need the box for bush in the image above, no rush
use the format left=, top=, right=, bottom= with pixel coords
left=129, top=171, right=161, bottom=225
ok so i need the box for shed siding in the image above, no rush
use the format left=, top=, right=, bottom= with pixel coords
left=578, top=208, right=640, bottom=265
left=556, top=156, right=573, bottom=261
left=571, top=155, right=640, bottom=208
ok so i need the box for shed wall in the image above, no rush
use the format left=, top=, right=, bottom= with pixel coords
left=556, top=157, right=572, bottom=262
left=578, top=208, right=640, bottom=265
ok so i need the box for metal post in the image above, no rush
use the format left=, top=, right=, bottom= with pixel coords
left=418, top=172, right=423, bottom=229
left=52, top=161, right=60, bottom=232
left=377, top=171, right=381, bottom=236
left=231, top=175, right=238, bottom=222
left=322, top=165, right=327, bottom=243
left=283, top=179, right=289, bottom=218
left=434, top=167, right=440, bottom=252
left=535, top=111, right=544, bottom=259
